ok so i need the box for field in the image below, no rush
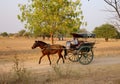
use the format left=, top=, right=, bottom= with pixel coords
left=0, top=37, right=120, bottom=84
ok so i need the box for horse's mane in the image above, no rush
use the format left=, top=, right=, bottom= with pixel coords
left=37, top=40, right=48, bottom=45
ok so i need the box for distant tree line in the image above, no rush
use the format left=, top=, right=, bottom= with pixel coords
left=0, top=30, right=32, bottom=38
left=93, top=23, right=120, bottom=41
left=0, top=29, right=73, bottom=40
left=1, top=23, right=120, bottom=42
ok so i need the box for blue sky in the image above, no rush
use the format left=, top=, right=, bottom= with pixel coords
left=0, top=0, right=109, bottom=33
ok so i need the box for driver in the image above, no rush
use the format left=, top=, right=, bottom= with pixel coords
left=71, top=37, right=79, bottom=48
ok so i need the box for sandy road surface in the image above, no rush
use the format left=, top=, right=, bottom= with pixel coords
left=0, top=38, right=120, bottom=83
left=0, top=56, right=120, bottom=73
left=0, top=55, right=120, bottom=84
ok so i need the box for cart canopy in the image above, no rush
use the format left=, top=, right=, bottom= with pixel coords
left=71, top=33, right=95, bottom=38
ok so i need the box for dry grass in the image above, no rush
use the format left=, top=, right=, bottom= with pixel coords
left=0, top=37, right=120, bottom=84
left=94, top=38, right=120, bottom=57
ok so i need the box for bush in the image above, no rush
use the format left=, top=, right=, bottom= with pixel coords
left=17, top=30, right=26, bottom=36
left=93, top=24, right=118, bottom=41
left=0, top=32, right=8, bottom=37
left=12, top=56, right=31, bottom=84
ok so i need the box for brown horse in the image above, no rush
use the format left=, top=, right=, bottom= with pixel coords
left=31, top=41, right=67, bottom=65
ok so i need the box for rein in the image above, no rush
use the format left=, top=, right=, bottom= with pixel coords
left=41, top=44, right=50, bottom=51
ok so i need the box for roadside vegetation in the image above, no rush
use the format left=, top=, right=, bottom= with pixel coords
left=0, top=38, right=120, bottom=84
left=0, top=0, right=120, bottom=83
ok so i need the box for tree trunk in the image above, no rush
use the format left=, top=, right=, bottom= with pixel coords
left=105, top=38, right=108, bottom=42
left=50, top=33, right=54, bottom=44
left=42, top=35, right=45, bottom=40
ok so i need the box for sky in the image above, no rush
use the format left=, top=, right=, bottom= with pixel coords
left=81, top=0, right=109, bottom=31
left=0, top=0, right=109, bottom=33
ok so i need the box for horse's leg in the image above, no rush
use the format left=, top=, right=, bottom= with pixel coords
left=60, top=50, right=65, bottom=64
left=57, top=51, right=65, bottom=64
left=61, top=54, right=65, bottom=64
left=39, top=54, right=45, bottom=64
left=60, top=52, right=65, bottom=64
left=47, top=55, right=51, bottom=65
left=57, top=56, right=61, bottom=64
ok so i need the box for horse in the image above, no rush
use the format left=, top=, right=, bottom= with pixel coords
left=31, top=40, right=67, bottom=65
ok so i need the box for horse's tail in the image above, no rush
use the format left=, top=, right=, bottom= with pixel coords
left=62, top=46, right=67, bottom=59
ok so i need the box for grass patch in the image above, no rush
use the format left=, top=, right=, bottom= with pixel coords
left=11, top=56, right=31, bottom=84
left=51, top=64, right=82, bottom=78
left=0, top=72, right=12, bottom=84
left=0, top=55, right=31, bottom=84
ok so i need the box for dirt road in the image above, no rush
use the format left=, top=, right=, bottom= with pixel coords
left=0, top=55, right=120, bottom=84
left=1, top=56, right=120, bottom=71
left=0, top=38, right=120, bottom=83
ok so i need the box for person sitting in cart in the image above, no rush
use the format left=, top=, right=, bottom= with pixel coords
left=71, top=37, right=79, bottom=48
left=66, top=36, right=84, bottom=49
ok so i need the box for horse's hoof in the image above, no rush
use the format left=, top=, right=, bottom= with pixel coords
left=49, top=62, right=51, bottom=65
left=56, top=62, right=59, bottom=64
left=64, top=57, right=66, bottom=59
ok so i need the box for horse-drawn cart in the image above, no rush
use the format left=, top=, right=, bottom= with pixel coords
left=32, top=33, right=95, bottom=65
left=66, top=33, right=95, bottom=65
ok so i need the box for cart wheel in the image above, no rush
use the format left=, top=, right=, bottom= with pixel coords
left=79, top=48, right=94, bottom=65
left=68, top=50, right=79, bottom=62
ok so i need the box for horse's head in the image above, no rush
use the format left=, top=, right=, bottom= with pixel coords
left=32, top=40, right=47, bottom=49
left=32, top=41, right=39, bottom=49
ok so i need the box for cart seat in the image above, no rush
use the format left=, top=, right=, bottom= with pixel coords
left=80, top=42, right=95, bottom=47
left=75, top=42, right=95, bottom=50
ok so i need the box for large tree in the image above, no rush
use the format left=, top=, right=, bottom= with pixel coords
left=88, top=0, right=120, bottom=30
left=18, top=0, right=83, bottom=44
left=104, top=0, right=120, bottom=30
left=93, top=24, right=118, bottom=41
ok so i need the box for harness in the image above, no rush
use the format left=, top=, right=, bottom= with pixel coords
left=41, top=44, right=50, bottom=51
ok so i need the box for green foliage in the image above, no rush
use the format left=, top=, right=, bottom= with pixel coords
left=18, top=0, right=83, bottom=37
left=93, top=24, right=118, bottom=41
left=17, top=29, right=32, bottom=37
left=9, top=33, right=15, bottom=37
left=23, top=32, right=32, bottom=37
left=18, top=29, right=26, bottom=36
left=116, top=31, right=120, bottom=39
left=0, top=32, right=8, bottom=37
